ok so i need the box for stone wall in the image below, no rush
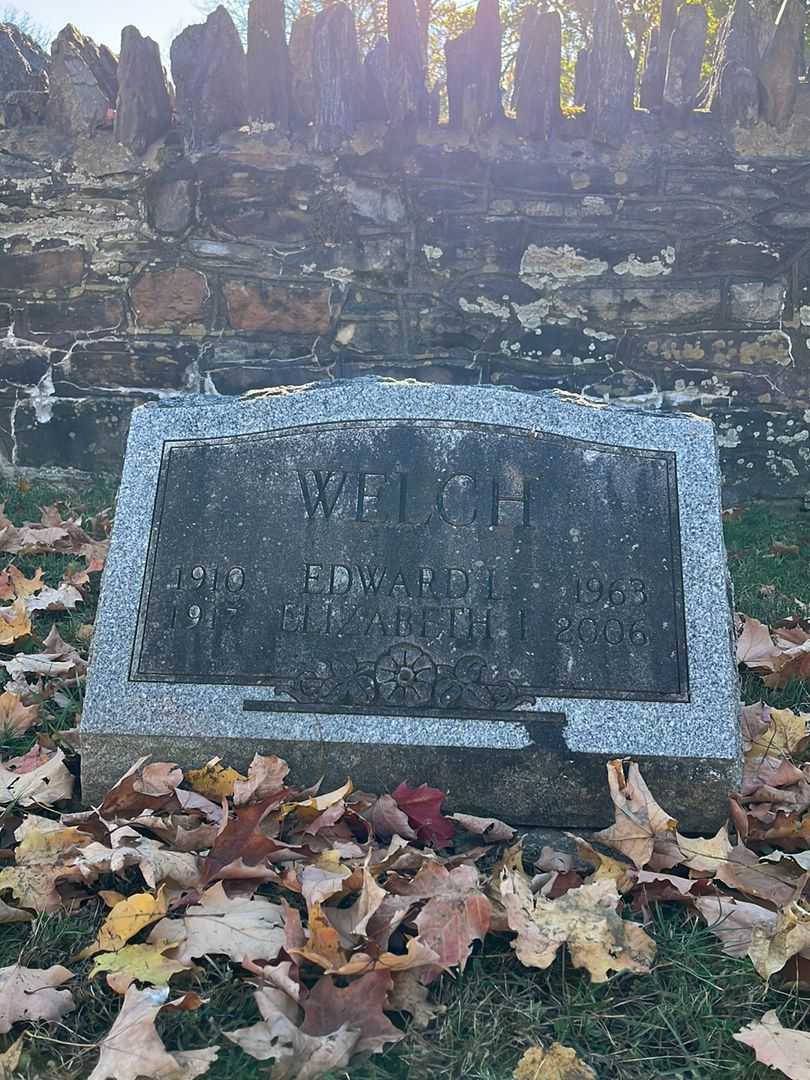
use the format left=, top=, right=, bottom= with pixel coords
left=1, top=1, right=810, bottom=502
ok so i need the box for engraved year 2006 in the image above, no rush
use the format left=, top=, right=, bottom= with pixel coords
left=169, top=564, right=246, bottom=631
left=555, top=575, right=649, bottom=647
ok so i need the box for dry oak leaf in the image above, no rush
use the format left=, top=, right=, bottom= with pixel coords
left=301, top=971, right=403, bottom=1056
left=232, top=753, right=290, bottom=806
left=593, top=760, right=678, bottom=869
left=499, top=869, right=655, bottom=982
left=0, top=690, right=38, bottom=736
left=0, top=963, right=74, bottom=1034
left=88, top=985, right=218, bottom=1080
left=513, top=1043, right=597, bottom=1080
left=148, top=880, right=286, bottom=965
left=227, top=991, right=359, bottom=1078
left=365, top=794, right=417, bottom=841
left=748, top=902, right=810, bottom=980
left=392, top=861, right=491, bottom=980
left=734, top=1010, right=810, bottom=1080
left=0, top=598, right=30, bottom=647
left=185, top=758, right=246, bottom=801
left=89, top=943, right=194, bottom=995
left=452, top=812, right=515, bottom=842
left=0, top=747, right=73, bottom=807
left=79, top=886, right=169, bottom=959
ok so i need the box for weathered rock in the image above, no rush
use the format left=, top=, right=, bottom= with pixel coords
left=361, top=38, right=389, bottom=123
left=662, top=4, right=708, bottom=123
left=585, top=0, right=635, bottom=144
left=130, top=267, right=210, bottom=330
left=759, top=0, right=805, bottom=131
left=0, top=89, right=47, bottom=125
left=0, top=22, right=48, bottom=93
left=445, top=0, right=503, bottom=131
left=386, top=0, right=427, bottom=131
left=574, top=48, right=589, bottom=106
left=638, top=0, right=677, bottom=109
left=0, top=246, right=85, bottom=291
left=715, top=58, right=760, bottom=127
left=289, top=13, right=316, bottom=126
left=707, top=0, right=761, bottom=124
left=170, top=6, right=247, bottom=149
left=46, top=24, right=118, bottom=136
left=312, top=2, right=362, bottom=142
left=247, top=0, right=291, bottom=128
left=222, top=280, right=331, bottom=333
left=513, top=8, right=561, bottom=140
left=146, top=166, right=196, bottom=235
left=114, top=26, right=171, bottom=154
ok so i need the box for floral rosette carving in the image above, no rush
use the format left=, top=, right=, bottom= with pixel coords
left=374, top=644, right=436, bottom=706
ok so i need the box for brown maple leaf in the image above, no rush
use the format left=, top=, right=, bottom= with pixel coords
left=499, top=868, right=655, bottom=982
left=232, top=753, right=290, bottom=806
left=593, top=760, right=678, bottom=869
left=301, top=971, right=403, bottom=1055
left=201, top=799, right=295, bottom=883
left=0, top=963, right=74, bottom=1033
left=87, top=985, right=217, bottom=1080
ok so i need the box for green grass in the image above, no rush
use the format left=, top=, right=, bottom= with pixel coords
left=0, top=486, right=808, bottom=1079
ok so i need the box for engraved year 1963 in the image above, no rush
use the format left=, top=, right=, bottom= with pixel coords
left=169, top=563, right=247, bottom=631
left=555, top=574, right=650, bottom=647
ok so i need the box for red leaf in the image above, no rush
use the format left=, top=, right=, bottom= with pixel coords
left=392, top=783, right=455, bottom=848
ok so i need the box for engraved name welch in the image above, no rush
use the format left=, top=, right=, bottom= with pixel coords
left=130, top=419, right=689, bottom=711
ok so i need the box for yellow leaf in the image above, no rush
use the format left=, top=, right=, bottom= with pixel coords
left=185, top=757, right=245, bottom=801
left=3, top=565, right=44, bottom=599
left=0, top=598, right=30, bottom=646
left=283, top=778, right=353, bottom=820
left=748, top=707, right=810, bottom=760
left=570, top=835, right=636, bottom=893
left=514, top=1043, right=596, bottom=1080
left=89, top=943, right=193, bottom=995
left=78, top=886, right=168, bottom=958
left=14, top=816, right=91, bottom=865
left=0, top=1033, right=24, bottom=1079
left=0, top=690, right=38, bottom=736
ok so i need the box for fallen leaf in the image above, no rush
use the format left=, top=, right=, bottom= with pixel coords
left=88, top=985, right=217, bottom=1080
left=76, top=834, right=202, bottom=890
left=392, top=782, right=455, bottom=848
left=301, top=971, right=403, bottom=1055
left=0, top=1034, right=23, bottom=1079
left=0, top=896, right=31, bottom=924
left=0, top=748, right=73, bottom=807
left=100, top=757, right=183, bottom=819
left=25, top=583, right=83, bottom=613
left=0, top=963, right=74, bottom=1034
left=593, top=760, right=678, bottom=869
left=0, top=690, right=39, bottom=736
left=514, top=1042, right=597, bottom=1080
left=392, top=861, right=491, bottom=981
left=452, top=812, right=515, bottom=842
left=695, top=896, right=778, bottom=957
left=89, top=943, right=193, bottom=995
left=0, top=598, right=30, bottom=646
left=570, top=836, right=636, bottom=893
left=148, top=881, right=286, bottom=964
left=201, top=800, right=293, bottom=883
left=734, top=1010, right=810, bottom=1080
left=737, top=615, right=783, bottom=671
left=0, top=861, right=84, bottom=914
left=227, top=986, right=359, bottom=1075
left=2, top=625, right=86, bottom=683
left=232, top=753, right=290, bottom=806
left=676, top=825, right=733, bottom=875
left=0, top=565, right=44, bottom=600
left=499, top=868, right=655, bottom=982
left=748, top=902, right=810, bottom=980
left=772, top=543, right=800, bottom=557
left=365, top=794, right=417, bottom=841
left=185, top=758, right=246, bottom=801
left=387, top=969, right=446, bottom=1030
left=78, top=887, right=169, bottom=958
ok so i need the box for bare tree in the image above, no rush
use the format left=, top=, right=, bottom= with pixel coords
left=0, top=4, right=52, bottom=48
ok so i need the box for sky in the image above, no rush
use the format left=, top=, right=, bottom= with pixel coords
left=19, top=0, right=201, bottom=54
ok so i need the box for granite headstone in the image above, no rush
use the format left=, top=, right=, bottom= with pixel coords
left=81, top=381, right=740, bottom=827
